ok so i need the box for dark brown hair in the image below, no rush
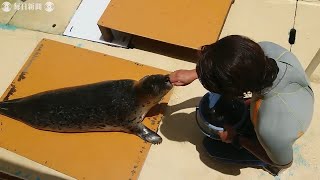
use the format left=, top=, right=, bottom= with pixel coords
left=196, top=35, right=279, bottom=97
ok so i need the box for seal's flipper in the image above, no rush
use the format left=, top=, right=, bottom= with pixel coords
left=132, top=124, right=162, bottom=144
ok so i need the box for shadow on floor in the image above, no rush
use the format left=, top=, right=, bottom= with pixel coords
left=159, top=97, right=258, bottom=176
left=129, top=35, right=200, bottom=63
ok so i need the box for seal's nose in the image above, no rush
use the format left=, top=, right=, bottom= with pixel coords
left=164, top=75, right=173, bottom=89
left=165, top=75, right=170, bottom=82
left=164, top=74, right=171, bottom=85
left=164, top=75, right=170, bottom=83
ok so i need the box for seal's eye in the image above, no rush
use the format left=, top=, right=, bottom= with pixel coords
left=141, top=75, right=150, bottom=81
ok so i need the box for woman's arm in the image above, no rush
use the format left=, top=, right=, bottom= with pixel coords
left=169, top=69, right=198, bottom=86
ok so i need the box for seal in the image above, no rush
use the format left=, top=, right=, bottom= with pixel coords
left=0, top=74, right=172, bottom=144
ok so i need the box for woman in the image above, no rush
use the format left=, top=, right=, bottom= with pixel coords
left=169, top=35, right=314, bottom=175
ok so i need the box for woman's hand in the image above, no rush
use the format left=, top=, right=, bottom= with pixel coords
left=218, top=124, right=237, bottom=143
left=169, top=69, right=198, bottom=86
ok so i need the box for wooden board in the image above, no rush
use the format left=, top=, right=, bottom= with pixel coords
left=98, top=0, right=233, bottom=49
left=0, top=39, right=172, bottom=180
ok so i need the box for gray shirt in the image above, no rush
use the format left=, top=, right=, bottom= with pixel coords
left=250, top=42, right=314, bottom=165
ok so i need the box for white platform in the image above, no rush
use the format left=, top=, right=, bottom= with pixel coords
left=63, top=0, right=131, bottom=48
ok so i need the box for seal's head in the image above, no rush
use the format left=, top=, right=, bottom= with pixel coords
left=136, top=74, right=173, bottom=103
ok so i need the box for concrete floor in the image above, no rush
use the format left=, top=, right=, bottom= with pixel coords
left=0, top=0, right=319, bottom=179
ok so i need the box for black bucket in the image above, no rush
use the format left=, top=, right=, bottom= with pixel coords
left=196, top=92, right=250, bottom=140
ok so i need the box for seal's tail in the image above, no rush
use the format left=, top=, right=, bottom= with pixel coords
left=0, top=101, right=16, bottom=117
left=0, top=101, right=9, bottom=114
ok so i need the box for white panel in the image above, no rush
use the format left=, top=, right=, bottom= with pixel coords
left=63, top=0, right=131, bottom=48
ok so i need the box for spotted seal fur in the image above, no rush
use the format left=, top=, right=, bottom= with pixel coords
left=0, top=74, right=172, bottom=144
